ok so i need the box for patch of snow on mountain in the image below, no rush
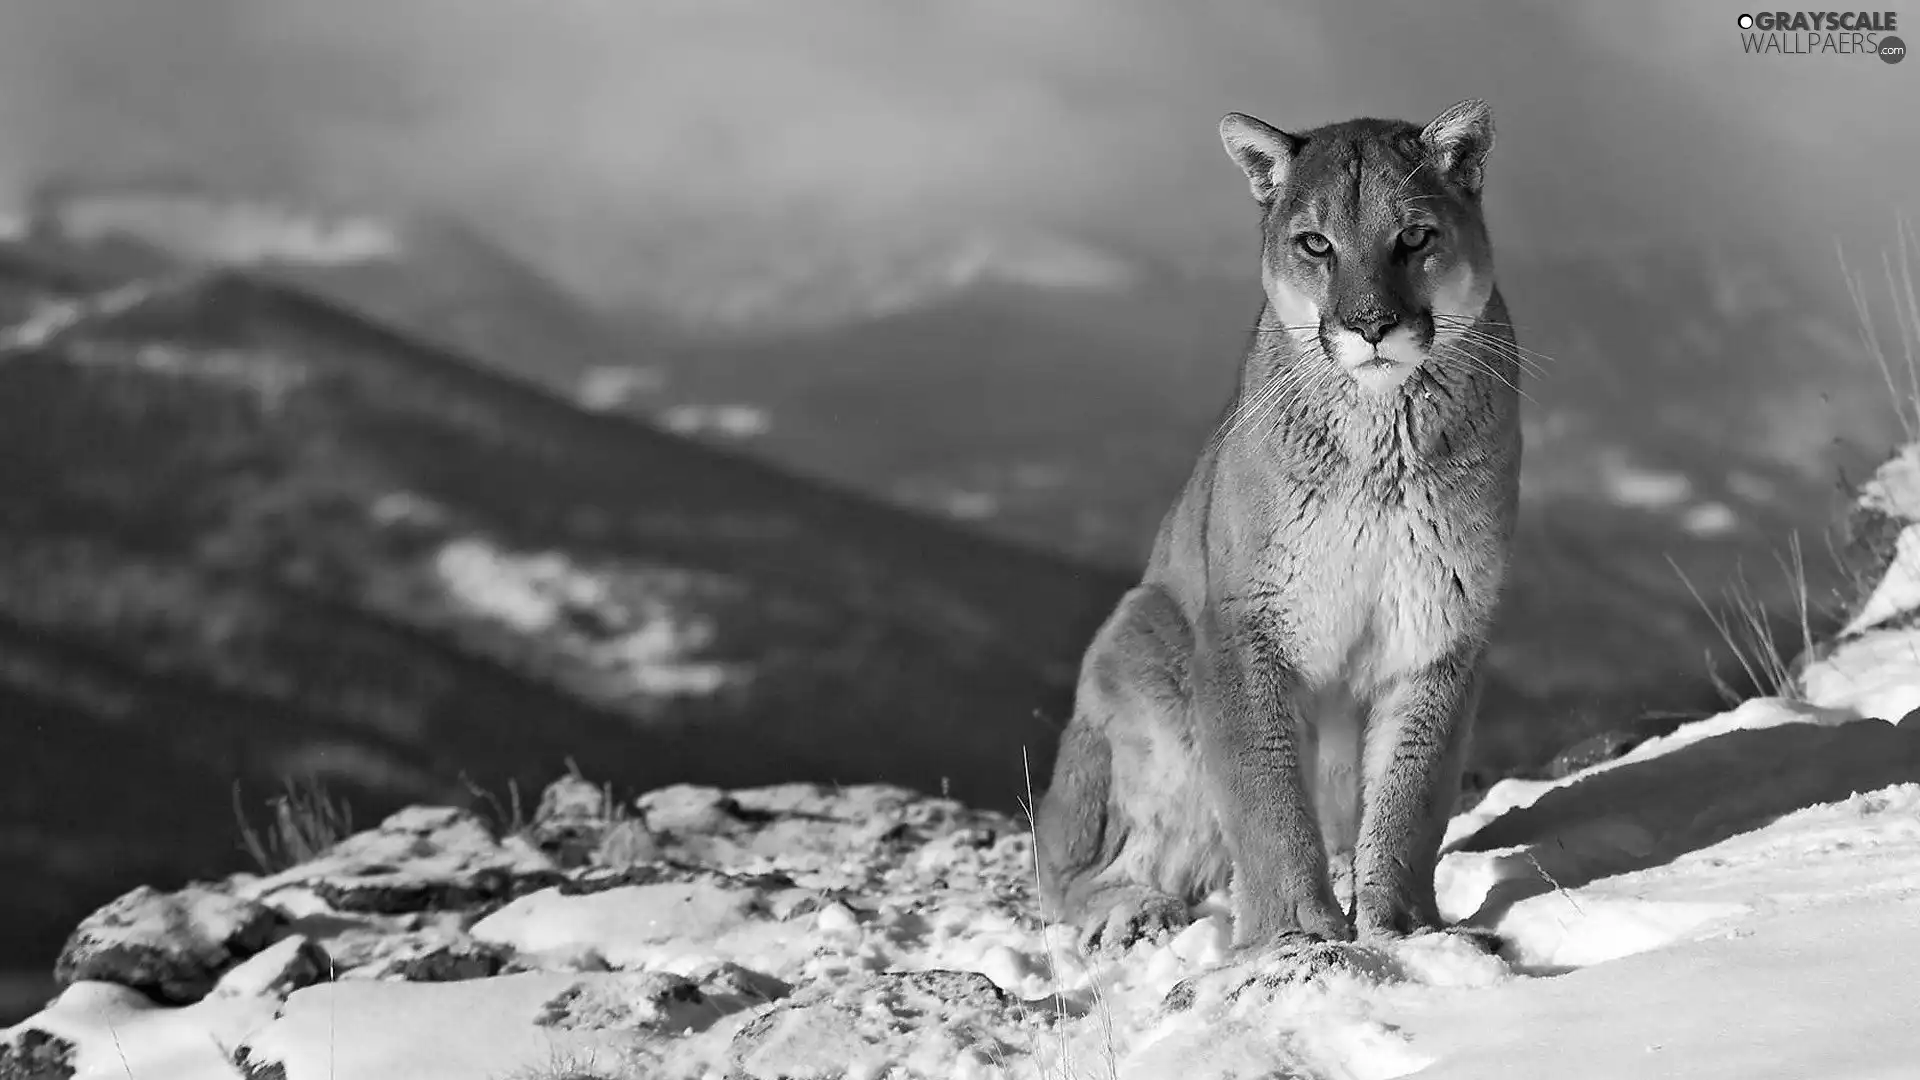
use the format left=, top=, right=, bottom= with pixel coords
left=577, top=366, right=668, bottom=411
left=1597, top=448, right=1692, bottom=510
left=660, top=403, right=771, bottom=439
left=48, top=190, right=402, bottom=267
left=433, top=537, right=741, bottom=696
left=1680, top=501, right=1738, bottom=537
left=645, top=229, right=1142, bottom=333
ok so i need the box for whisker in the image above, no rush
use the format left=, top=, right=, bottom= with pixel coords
left=1446, top=343, right=1548, bottom=385
left=1390, top=161, right=1428, bottom=199
left=1429, top=316, right=1560, bottom=365
left=1204, top=351, right=1303, bottom=451
left=1431, top=323, right=1556, bottom=377
left=1435, top=341, right=1537, bottom=406
left=1439, top=353, right=1531, bottom=407
left=1225, top=343, right=1335, bottom=442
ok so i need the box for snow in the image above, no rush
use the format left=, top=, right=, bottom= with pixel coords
left=1801, top=627, right=1920, bottom=721
left=242, top=974, right=639, bottom=1080
left=641, top=229, right=1141, bottom=333
left=472, top=881, right=802, bottom=972
left=1597, top=448, right=1692, bottom=509
left=577, top=366, right=668, bottom=411
left=0, top=282, right=161, bottom=352
left=22, top=981, right=277, bottom=1080
left=1797, top=445, right=1920, bottom=722
left=660, top=403, right=772, bottom=439
left=941, top=490, right=1000, bottom=521
left=49, top=191, right=402, bottom=267
left=1840, top=525, right=1920, bottom=636
left=1681, top=500, right=1739, bottom=537
left=432, top=537, right=746, bottom=696
left=11, top=673, right=1920, bottom=1078
left=1856, top=442, right=1920, bottom=522
left=1396, top=900, right=1920, bottom=1080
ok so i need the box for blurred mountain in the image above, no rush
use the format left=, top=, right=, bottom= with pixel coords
left=24, top=180, right=1880, bottom=748
left=0, top=232, right=1135, bottom=999
left=614, top=275, right=1251, bottom=563
left=25, top=178, right=653, bottom=389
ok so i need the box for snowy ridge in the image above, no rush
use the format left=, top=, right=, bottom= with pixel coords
left=634, top=229, right=1143, bottom=334
left=41, top=189, right=402, bottom=268
left=6, top=689, right=1920, bottom=1079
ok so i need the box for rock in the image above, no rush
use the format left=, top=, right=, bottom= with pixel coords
left=500, top=944, right=612, bottom=975
left=534, top=971, right=717, bottom=1034
left=727, top=970, right=1024, bottom=1080
left=1543, top=715, right=1689, bottom=779
left=594, top=819, right=661, bottom=869
left=526, top=776, right=663, bottom=871
left=1795, top=443, right=1920, bottom=719
left=330, top=928, right=511, bottom=983
left=230, top=1046, right=289, bottom=1080
left=636, top=784, right=760, bottom=836
left=253, top=806, right=561, bottom=915
left=356, top=939, right=509, bottom=983
left=309, top=867, right=525, bottom=915
left=211, top=935, right=331, bottom=1000
left=536, top=775, right=612, bottom=823
left=1836, top=443, right=1920, bottom=630
left=0, top=1028, right=77, bottom=1080
left=528, top=776, right=614, bottom=869
left=685, top=961, right=792, bottom=1011
left=54, top=884, right=283, bottom=1004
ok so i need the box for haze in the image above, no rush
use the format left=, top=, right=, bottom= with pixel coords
left=1, top=0, right=1911, bottom=318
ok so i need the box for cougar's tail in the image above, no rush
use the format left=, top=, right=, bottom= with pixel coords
left=1034, top=717, right=1114, bottom=914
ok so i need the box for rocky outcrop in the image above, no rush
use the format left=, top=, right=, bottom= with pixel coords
left=2, top=777, right=1041, bottom=1079
left=0, top=1028, right=76, bottom=1080
left=1798, top=441, right=1920, bottom=720
left=52, top=885, right=284, bottom=1005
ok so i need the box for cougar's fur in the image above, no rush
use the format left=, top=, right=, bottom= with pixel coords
left=1034, top=100, right=1522, bottom=951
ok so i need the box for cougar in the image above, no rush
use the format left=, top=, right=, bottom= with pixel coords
left=1034, top=100, right=1522, bottom=952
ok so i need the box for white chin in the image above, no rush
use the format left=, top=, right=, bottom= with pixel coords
left=1347, top=359, right=1416, bottom=393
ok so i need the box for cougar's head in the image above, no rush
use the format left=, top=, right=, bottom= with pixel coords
left=1219, top=99, right=1498, bottom=394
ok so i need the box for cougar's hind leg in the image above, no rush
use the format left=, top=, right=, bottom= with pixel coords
left=1034, top=585, right=1224, bottom=952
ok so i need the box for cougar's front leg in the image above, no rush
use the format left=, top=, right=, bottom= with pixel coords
left=1353, top=647, right=1482, bottom=941
left=1192, top=610, right=1352, bottom=947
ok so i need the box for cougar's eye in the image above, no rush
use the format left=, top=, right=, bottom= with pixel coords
left=1295, top=232, right=1333, bottom=258
left=1398, top=225, right=1435, bottom=252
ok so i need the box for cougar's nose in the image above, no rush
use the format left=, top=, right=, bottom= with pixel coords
left=1344, top=311, right=1400, bottom=345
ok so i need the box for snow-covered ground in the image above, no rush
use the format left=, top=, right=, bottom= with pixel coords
left=7, top=681, right=1920, bottom=1079
left=9, top=448, right=1920, bottom=1079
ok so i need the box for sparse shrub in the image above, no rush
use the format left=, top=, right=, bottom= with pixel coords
left=1672, top=535, right=1817, bottom=705
left=233, top=775, right=354, bottom=873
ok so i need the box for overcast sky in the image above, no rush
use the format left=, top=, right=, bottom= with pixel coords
left=2, top=0, right=1913, bottom=311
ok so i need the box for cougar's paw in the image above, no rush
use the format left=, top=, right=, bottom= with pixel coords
left=1430, top=924, right=1506, bottom=956
left=1254, top=930, right=1365, bottom=981
left=1077, top=891, right=1192, bottom=953
left=1354, top=886, right=1441, bottom=944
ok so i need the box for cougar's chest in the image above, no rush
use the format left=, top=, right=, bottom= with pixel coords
left=1276, top=470, right=1494, bottom=690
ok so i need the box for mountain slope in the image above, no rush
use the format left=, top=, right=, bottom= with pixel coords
left=0, top=249, right=1129, bottom=996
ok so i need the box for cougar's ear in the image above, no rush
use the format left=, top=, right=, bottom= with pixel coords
left=1420, top=99, right=1494, bottom=195
left=1219, top=113, right=1304, bottom=203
